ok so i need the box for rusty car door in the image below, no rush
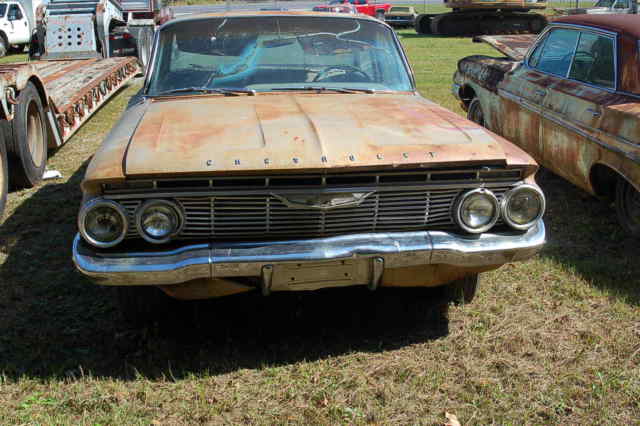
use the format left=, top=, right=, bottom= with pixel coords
left=540, top=28, right=618, bottom=188
left=495, top=28, right=580, bottom=163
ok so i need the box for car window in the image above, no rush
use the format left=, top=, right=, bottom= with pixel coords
left=530, top=28, right=580, bottom=77
left=569, top=32, right=615, bottom=89
left=149, top=16, right=413, bottom=94
left=8, top=4, right=22, bottom=20
left=0, top=4, right=6, bottom=18
left=614, top=0, right=630, bottom=8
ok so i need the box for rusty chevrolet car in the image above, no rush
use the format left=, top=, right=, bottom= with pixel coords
left=453, top=15, right=640, bottom=235
left=72, top=11, right=546, bottom=322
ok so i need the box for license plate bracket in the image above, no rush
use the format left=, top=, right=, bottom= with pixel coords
left=270, top=259, right=371, bottom=292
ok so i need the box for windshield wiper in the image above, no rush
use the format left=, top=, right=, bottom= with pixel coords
left=153, top=87, right=256, bottom=97
left=270, top=86, right=377, bottom=94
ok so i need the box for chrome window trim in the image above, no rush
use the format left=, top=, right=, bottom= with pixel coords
left=524, top=23, right=619, bottom=93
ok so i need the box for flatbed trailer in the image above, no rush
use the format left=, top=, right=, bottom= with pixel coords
left=0, top=56, right=139, bottom=216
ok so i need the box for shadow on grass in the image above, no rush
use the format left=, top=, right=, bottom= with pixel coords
left=0, top=161, right=448, bottom=380
left=536, top=169, right=640, bottom=305
left=1, top=158, right=637, bottom=382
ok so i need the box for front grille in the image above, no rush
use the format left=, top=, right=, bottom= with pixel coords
left=107, top=169, right=521, bottom=241
left=117, top=186, right=513, bottom=241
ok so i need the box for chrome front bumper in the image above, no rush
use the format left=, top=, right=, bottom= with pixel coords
left=72, top=221, right=545, bottom=288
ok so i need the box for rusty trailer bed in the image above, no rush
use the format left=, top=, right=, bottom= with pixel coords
left=0, top=57, right=138, bottom=146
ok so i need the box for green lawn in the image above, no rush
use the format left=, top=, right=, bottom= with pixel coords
left=0, top=29, right=638, bottom=425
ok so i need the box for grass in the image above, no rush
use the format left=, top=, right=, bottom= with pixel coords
left=1, top=29, right=639, bottom=425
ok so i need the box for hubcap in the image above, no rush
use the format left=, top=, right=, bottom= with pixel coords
left=26, top=100, right=44, bottom=167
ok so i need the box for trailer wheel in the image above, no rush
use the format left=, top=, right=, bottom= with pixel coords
left=0, top=131, right=7, bottom=219
left=7, top=82, right=48, bottom=188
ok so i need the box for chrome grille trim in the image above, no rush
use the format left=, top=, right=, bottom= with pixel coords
left=117, top=185, right=514, bottom=241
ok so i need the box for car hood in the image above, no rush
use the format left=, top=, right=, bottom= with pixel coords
left=122, top=93, right=511, bottom=177
left=473, top=34, right=538, bottom=61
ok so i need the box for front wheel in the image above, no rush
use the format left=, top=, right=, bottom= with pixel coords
left=0, top=36, right=7, bottom=58
left=615, top=176, right=640, bottom=236
left=467, top=98, right=485, bottom=127
left=445, top=274, right=479, bottom=305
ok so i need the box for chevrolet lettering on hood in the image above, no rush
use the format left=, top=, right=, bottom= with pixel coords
left=73, top=12, right=546, bottom=324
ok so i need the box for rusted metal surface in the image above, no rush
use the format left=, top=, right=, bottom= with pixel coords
left=457, top=56, right=516, bottom=93
left=0, top=58, right=138, bottom=145
left=473, top=35, right=538, bottom=61
left=82, top=93, right=535, bottom=181
left=455, top=18, right=640, bottom=198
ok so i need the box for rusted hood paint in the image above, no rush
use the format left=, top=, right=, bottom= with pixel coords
left=474, top=35, right=538, bottom=61
left=122, top=94, right=512, bottom=177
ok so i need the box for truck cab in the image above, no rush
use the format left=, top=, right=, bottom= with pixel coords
left=0, top=0, right=35, bottom=55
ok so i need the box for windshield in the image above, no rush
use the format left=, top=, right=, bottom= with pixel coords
left=147, top=16, right=413, bottom=95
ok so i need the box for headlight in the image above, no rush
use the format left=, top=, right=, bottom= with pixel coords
left=79, top=198, right=128, bottom=248
left=135, top=199, right=183, bottom=244
left=454, top=188, right=500, bottom=233
left=501, top=184, right=545, bottom=230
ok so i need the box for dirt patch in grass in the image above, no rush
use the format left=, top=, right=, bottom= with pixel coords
left=0, top=34, right=639, bottom=425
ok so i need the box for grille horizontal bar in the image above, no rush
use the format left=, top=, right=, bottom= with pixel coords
left=119, top=186, right=512, bottom=241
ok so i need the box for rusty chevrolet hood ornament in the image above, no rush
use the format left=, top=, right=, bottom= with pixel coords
left=119, top=93, right=511, bottom=177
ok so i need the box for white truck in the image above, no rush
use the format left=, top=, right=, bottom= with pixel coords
left=0, top=0, right=169, bottom=217
left=0, top=0, right=42, bottom=56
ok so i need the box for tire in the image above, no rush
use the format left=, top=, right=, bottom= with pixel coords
left=467, top=98, right=485, bottom=127
left=0, top=133, right=7, bottom=220
left=375, top=10, right=385, bottom=21
left=615, top=176, right=640, bottom=236
left=445, top=274, right=479, bottom=305
left=116, top=285, right=174, bottom=327
left=6, top=82, right=48, bottom=188
left=0, top=35, right=7, bottom=58
left=8, top=44, right=24, bottom=54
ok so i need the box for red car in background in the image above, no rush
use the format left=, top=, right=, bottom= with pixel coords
left=312, top=4, right=357, bottom=13
left=328, top=0, right=391, bottom=19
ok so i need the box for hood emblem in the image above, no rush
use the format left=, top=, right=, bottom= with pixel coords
left=272, top=192, right=374, bottom=211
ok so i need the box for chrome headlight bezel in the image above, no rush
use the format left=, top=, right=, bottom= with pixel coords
left=454, top=188, right=500, bottom=234
left=135, top=199, right=184, bottom=244
left=78, top=198, right=128, bottom=248
left=501, top=184, right=545, bottom=230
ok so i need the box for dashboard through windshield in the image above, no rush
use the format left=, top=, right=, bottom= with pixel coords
left=147, top=16, right=414, bottom=95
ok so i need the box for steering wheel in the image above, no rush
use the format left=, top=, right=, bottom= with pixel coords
left=313, top=65, right=371, bottom=83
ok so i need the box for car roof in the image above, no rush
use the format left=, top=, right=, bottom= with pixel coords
left=552, top=14, right=640, bottom=39
left=161, top=10, right=381, bottom=29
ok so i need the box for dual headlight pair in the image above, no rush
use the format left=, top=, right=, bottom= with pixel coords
left=454, top=184, right=545, bottom=233
left=79, top=199, right=183, bottom=248
left=79, top=184, right=545, bottom=248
